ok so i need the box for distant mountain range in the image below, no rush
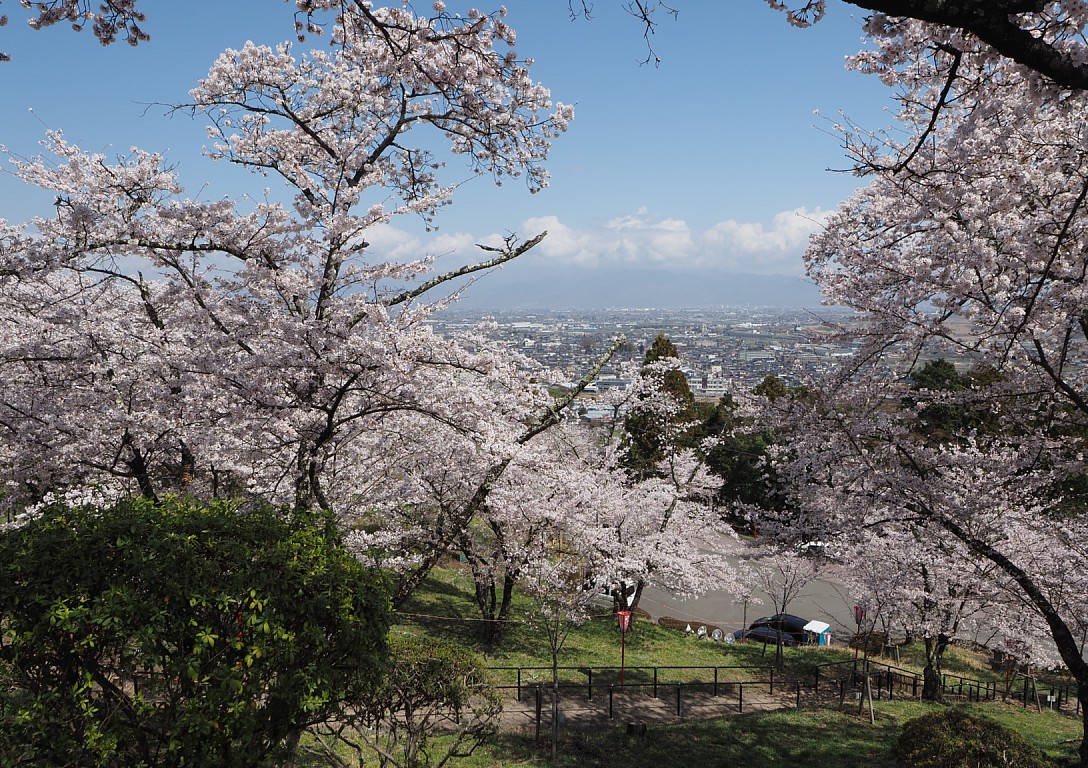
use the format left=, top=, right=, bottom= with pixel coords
left=445, top=265, right=826, bottom=310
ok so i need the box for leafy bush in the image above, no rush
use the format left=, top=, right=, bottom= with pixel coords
left=305, top=636, right=502, bottom=768
left=897, top=708, right=1053, bottom=768
left=0, top=497, right=390, bottom=768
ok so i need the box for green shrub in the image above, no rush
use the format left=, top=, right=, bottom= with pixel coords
left=0, top=496, right=390, bottom=768
left=897, top=708, right=1053, bottom=768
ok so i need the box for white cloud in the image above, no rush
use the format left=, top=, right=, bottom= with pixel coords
left=520, top=215, right=601, bottom=266
left=704, top=207, right=828, bottom=259
left=359, top=207, right=830, bottom=277
left=363, top=223, right=477, bottom=263
left=525, top=207, right=829, bottom=275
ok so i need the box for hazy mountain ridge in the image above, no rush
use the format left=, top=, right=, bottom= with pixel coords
left=450, top=267, right=825, bottom=310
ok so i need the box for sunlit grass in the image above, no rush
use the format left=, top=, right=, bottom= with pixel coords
left=384, top=565, right=1084, bottom=767
left=400, top=700, right=1082, bottom=768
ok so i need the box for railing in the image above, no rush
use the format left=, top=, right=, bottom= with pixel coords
left=507, top=673, right=806, bottom=727
left=993, top=675, right=1076, bottom=712
left=490, top=659, right=1078, bottom=727
left=487, top=664, right=774, bottom=702
left=813, top=658, right=1077, bottom=712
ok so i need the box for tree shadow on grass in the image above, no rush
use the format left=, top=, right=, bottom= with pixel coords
left=393, top=571, right=492, bottom=646
left=486, top=709, right=901, bottom=768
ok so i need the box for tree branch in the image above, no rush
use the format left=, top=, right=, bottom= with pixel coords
left=845, top=0, right=1088, bottom=90
left=381, top=231, right=547, bottom=310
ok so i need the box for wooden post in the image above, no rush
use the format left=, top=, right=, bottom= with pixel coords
left=535, top=685, right=542, bottom=742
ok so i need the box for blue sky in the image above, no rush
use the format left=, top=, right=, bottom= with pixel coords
left=0, top=1, right=892, bottom=307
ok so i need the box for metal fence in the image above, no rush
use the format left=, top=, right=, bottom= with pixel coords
left=813, top=657, right=1077, bottom=712
left=490, top=658, right=1079, bottom=731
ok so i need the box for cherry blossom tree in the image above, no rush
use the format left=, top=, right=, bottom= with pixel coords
left=677, top=0, right=1088, bottom=756
left=0, top=2, right=574, bottom=547
left=350, top=348, right=741, bottom=642
left=834, top=527, right=1015, bottom=700
left=743, top=544, right=817, bottom=664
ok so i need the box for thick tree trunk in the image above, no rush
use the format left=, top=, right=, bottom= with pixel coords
left=122, top=432, right=159, bottom=502
left=613, top=580, right=645, bottom=614
left=921, top=664, right=943, bottom=702
left=478, top=572, right=517, bottom=647
left=920, top=635, right=949, bottom=702
left=458, top=527, right=520, bottom=646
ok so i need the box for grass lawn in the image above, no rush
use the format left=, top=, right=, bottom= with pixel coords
left=381, top=565, right=1083, bottom=767
left=371, top=700, right=1082, bottom=768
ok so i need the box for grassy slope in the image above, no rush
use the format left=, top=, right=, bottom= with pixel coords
left=389, top=566, right=1082, bottom=767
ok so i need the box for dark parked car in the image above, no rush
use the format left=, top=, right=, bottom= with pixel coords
left=725, top=625, right=795, bottom=646
left=747, top=613, right=809, bottom=644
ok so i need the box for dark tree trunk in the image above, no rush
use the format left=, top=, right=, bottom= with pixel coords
left=920, top=634, right=949, bottom=702
left=123, top=432, right=159, bottom=503
left=459, top=533, right=518, bottom=646
left=921, top=664, right=943, bottom=702
left=179, top=441, right=195, bottom=487
left=612, top=580, right=645, bottom=615
left=481, top=572, right=517, bottom=646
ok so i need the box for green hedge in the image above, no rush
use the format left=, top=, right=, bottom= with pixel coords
left=897, top=708, right=1053, bottom=768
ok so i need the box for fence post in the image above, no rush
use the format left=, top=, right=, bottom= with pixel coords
left=739, top=683, right=744, bottom=713
left=517, top=668, right=522, bottom=702
left=535, top=685, right=542, bottom=741
left=587, top=668, right=593, bottom=700
left=676, top=685, right=682, bottom=717
left=714, top=667, right=719, bottom=697
left=815, top=665, right=820, bottom=693
left=609, top=684, right=614, bottom=720
left=653, top=667, right=658, bottom=698
left=770, top=668, right=775, bottom=694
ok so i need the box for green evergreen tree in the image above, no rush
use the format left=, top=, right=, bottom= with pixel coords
left=621, top=333, right=696, bottom=478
